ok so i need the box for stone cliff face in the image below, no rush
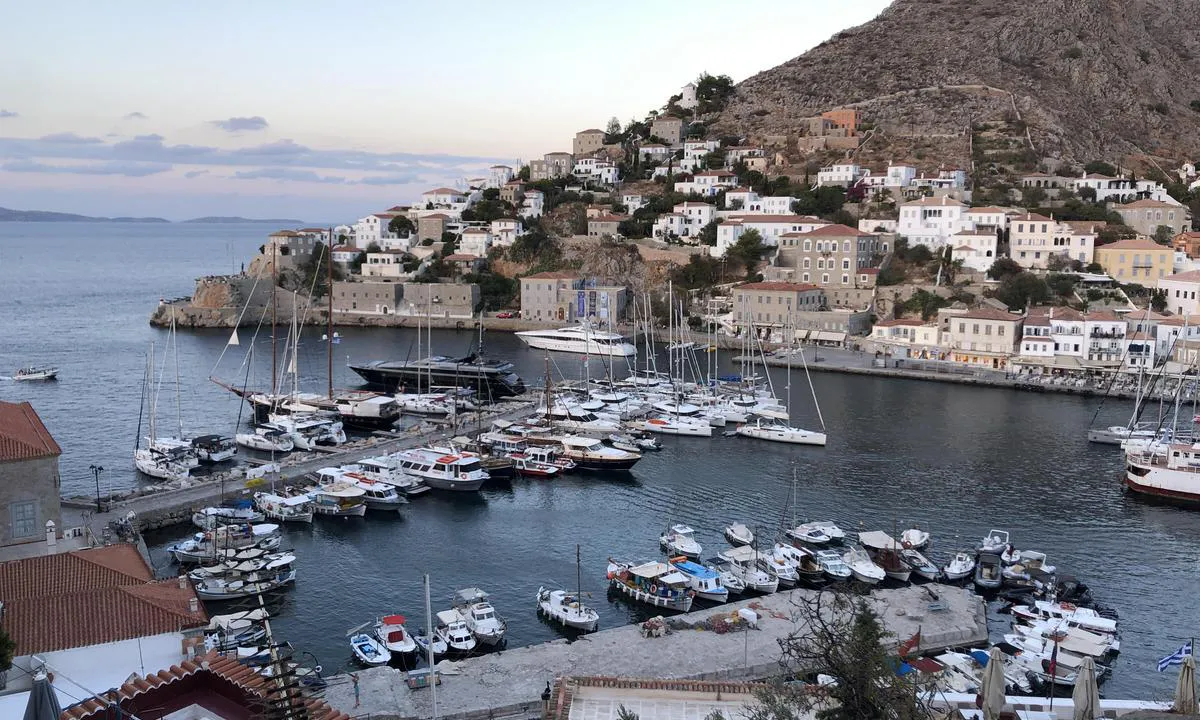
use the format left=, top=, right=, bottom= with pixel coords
left=712, top=0, right=1200, bottom=162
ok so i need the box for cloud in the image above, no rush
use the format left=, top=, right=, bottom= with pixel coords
left=183, top=169, right=209, bottom=179
left=123, top=112, right=148, bottom=120
left=40, top=132, right=104, bottom=144
left=357, top=174, right=420, bottom=185
left=210, top=116, right=269, bottom=132
left=1, top=159, right=172, bottom=177
left=0, top=110, right=16, bottom=118
left=231, top=168, right=346, bottom=184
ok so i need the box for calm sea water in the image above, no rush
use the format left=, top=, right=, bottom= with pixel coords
left=1, top=222, right=1197, bottom=698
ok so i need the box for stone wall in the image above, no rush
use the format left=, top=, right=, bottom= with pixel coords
left=0, top=456, right=61, bottom=546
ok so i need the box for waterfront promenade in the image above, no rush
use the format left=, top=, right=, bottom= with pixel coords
left=321, top=583, right=987, bottom=720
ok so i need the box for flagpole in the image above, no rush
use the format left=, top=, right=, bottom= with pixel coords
left=1048, top=634, right=1058, bottom=712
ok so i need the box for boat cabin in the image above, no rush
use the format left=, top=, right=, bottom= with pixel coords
left=624, top=561, right=689, bottom=597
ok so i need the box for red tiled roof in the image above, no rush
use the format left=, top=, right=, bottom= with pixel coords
left=693, top=170, right=736, bottom=177
left=0, top=401, right=61, bottom=461
left=961, top=307, right=1021, bottom=321
left=1099, top=238, right=1166, bottom=250
left=298, top=227, right=328, bottom=233
left=1165, top=270, right=1200, bottom=283
left=798, top=223, right=868, bottom=237
left=1012, top=213, right=1053, bottom=222
left=1084, top=310, right=1122, bottom=321
left=444, top=253, right=480, bottom=262
left=60, top=649, right=351, bottom=720
left=524, top=271, right=579, bottom=280
left=331, top=245, right=357, bottom=254
left=423, top=213, right=449, bottom=220
left=1119, top=199, right=1181, bottom=209
left=0, top=545, right=150, bottom=600
left=728, top=214, right=827, bottom=224
left=736, top=282, right=821, bottom=292
left=577, top=128, right=604, bottom=135
left=423, top=187, right=462, bottom=195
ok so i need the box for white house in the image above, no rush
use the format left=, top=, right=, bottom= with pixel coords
left=675, top=170, right=738, bottom=197
left=678, top=81, right=698, bottom=110
left=653, top=201, right=716, bottom=241
left=681, top=139, right=721, bottom=171
left=1009, top=214, right=1097, bottom=269
left=714, top=214, right=830, bottom=257
left=963, top=206, right=1014, bottom=231
left=1159, top=270, right=1200, bottom=316
left=950, top=230, right=998, bottom=272
left=897, top=196, right=969, bottom=249
left=362, top=251, right=409, bottom=278
left=521, top=189, right=545, bottom=218
left=459, top=228, right=493, bottom=257
left=638, top=143, right=673, bottom=162
left=859, top=218, right=899, bottom=233
left=490, top=218, right=524, bottom=247
left=353, top=213, right=398, bottom=250
left=422, top=187, right=467, bottom=207
left=816, top=163, right=865, bottom=187
left=724, top=146, right=764, bottom=165
left=622, top=193, right=646, bottom=212
left=487, top=165, right=514, bottom=189
left=331, top=245, right=361, bottom=265
left=573, top=157, right=619, bottom=185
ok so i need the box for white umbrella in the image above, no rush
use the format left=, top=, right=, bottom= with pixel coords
left=1072, top=656, right=1101, bottom=720
left=980, top=647, right=1007, bottom=720
left=1175, top=655, right=1198, bottom=715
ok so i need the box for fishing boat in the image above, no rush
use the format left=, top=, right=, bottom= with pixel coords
left=1010, top=600, right=1118, bottom=635
left=900, top=548, right=941, bottom=581
left=536, top=587, right=599, bottom=631
left=452, top=588, right=508, bottom=647
left=391, top=447, right=489, bottom=491
left=508, top=452, right=560, bottom=478
left=770, top=543, right=827, bottom=587
left=979, top=529, right=1011, bottom=554
left=191, top=504, right=265, bottom=530
left=1002, top=550, right=1057, bottom=586
left=941, top=551, right=976, bottom=582
left=413, top=628, right=449, bottom=660
left=375, top=614, right=419, bottom=662
left=204, top=609, right=269, bottom=651
left=348, top=456, right=430, bottom=496
left=188, top=552, right=295, bottom=582
left=858, top=531, right=911, bottom=583
left=805, top=521, right=845, bottom=544
left=13, top=365, right=58, bottom=381
left=974, top=551, right=1004, bottom=591
left=667, top=557, right=729, bottom=602
left=900, top=526, right=930, bottom=549
left=318, top=469, right=405, bottom=512
left=714, top=549, right=779, bottom=594
left=842, top=546, right=885, bottom=584
left=350, top=631, right=390, bottom=666
left=236, top=426, right=295, bottom=453
left=307, top=482, right=367, bottom=517
left=1124, top=438, right=1200, bottom=505
left=659, top=524, right=702, bottom=559
left=723, top=522, right=754, bottom=547
left=193, top=565, right=296, bottom=601
left=253, top=491, right=314, bottom=523
left=814, top=549, right=853, bottom=581
left=167, top=523, right=281, bottom=564
left=606, top=559, right=694, bottom=612
left=558, top=435, right=641, bottom=470
left=434, top=609, right=478, bottom=654
left=785, top=523, right=832, bottom=546
left=516, top=324, right=637, bottom=357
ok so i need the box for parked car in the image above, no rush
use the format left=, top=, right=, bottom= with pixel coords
left=495, top=311, right=516, bottom=319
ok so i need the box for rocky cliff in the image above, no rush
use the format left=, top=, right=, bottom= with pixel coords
left=711, top=0, right=1200, bottom=163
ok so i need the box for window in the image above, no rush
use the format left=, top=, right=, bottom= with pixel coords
left=821, top=273, right=829, bottom=284
left=841, top=274, right=849, bottom=284
left=11, top=500, right=37, bottom=539
left=803, top=258, right=811, bottom=269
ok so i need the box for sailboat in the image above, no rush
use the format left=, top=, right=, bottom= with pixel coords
left=134, top=341, right=200, bottom=481
left=736, top=315, right=827, bottom=446
left=536, top=545, right=600, bottom=632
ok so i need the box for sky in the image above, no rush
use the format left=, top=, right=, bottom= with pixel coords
left=0, top=1, right=891, bottom=222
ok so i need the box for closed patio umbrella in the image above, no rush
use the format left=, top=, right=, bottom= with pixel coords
left=22, top=673, right=62, bottom=720
left=1175, top=655, right=1198, bottom=715
left=980, top=647, right=1007, bottom=720
left=1071, top=656, right=1101, bottom=720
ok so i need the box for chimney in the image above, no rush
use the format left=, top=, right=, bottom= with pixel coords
left=45, top=520, right=57, bottom=550
left=178, top=575, right=188, bottom=590
left=188, top=598, right=199, bottom=613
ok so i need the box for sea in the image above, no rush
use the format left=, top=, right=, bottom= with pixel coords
left=1, top=221, right=1197, bottom=698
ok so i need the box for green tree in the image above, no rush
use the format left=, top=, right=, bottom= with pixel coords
left=517, top=165, right=531, bottom=181
left=726, top=229, right=769, bottom=279
left=697, top=219, right=721, bottom=246
left=388, top=215, right=415, bottom=236
left=462, top=271, right=518, bottom=311
left=299, top=241, right=342, bottom=298
left=1152, top=289, right=1168, bottom=312
left=349, top=250, right=367, bottom=274
left=1085, top=262, right=1104, bottom=273
left=1078, top=186, right=1097, bottom=202
left=1084, top=160, right=1118, bottom=176
left=986, top=257, right=1023, bottom=280
left=899, top=289, right=949, bottom=320
left=1021, top=185, right=1047, bottom=208
left=993, top=271, right=1050, bottom=309
left=695, top=72, right=735, bottom=113
left=1153, top=225, right=1175, bottom=245
left=671, top=254, right=724, bottom=290
left=0, top=625, right=14, bottom=672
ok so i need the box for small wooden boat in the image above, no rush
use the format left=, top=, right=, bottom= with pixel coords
left=606, top=559, right=694, bottom=612
left=659, top=524, right=702, bottom=558
left=900, top=526, right=930, bottom=549
left=350, top=632, right=390, bottom=666
left=942, top=551, right=976, bottom=582
left=536, top=587, right=599, bottom=632
left=723, top=522, right=754, bottom=547
left=376, top=614, right=419, bottom=661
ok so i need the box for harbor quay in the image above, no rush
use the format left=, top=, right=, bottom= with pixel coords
left=322, top=584, right=987, bottom=720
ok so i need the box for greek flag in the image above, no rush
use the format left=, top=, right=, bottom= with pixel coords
left=1158, top=641, right=1192, bottom=672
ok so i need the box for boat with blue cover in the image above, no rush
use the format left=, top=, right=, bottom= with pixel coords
left=667, top=557, right=729, bottom=602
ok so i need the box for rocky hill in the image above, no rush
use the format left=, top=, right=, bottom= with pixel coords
left=711, top=0, right=1200, bottom=165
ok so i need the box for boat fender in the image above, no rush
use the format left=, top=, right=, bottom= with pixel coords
left=460, top=472, right=467, bottom=480
left=649, top=584, right=658, bottom=594
left=1061, top=602, right=1076, bottom=611
left=687, top=590, right=696, bottom=598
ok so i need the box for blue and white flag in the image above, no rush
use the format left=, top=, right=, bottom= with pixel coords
left=1158, top=641, right=1193, bottom=672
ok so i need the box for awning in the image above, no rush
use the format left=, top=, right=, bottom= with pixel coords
left=794, top=329, right=810, bottom=341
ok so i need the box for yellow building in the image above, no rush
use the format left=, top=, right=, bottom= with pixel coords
left=1094, top=237, right=1173, bottom=282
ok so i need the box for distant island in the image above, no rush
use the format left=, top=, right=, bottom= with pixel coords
left=183, top=216, right=307, bottom=225
left=0, top=206, right=170, bottom=223
left=0, top=207, right=307, bottom=224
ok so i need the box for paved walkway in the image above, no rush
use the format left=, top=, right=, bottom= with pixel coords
left=323, top=583, right=986, bottom=720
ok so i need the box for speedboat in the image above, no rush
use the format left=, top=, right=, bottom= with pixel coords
left=334, top=472, right=405, bottom=512
left=1011, top=621, right=1120, bottom=657
left=559, top=435, right=641, bottom=470
left=900, top=526, right=930, bottom=549
left=345, top=456, right=429, bottom=497
left=267, top=413, right=347, bottom=450
left=806, top=521, right=845, bottom=543
left=536, top=587, right=599, bottom=632
left=350, top=632, right=390, bottom=666
left=974, top=552, right=1003, bottom=591
left=723, top=522, right=754, bottom=547
left=785, top=523, right=832, bottom=546
left=192, top=505, right=265, bottom=530
left=515, top=324, right=637, bottom=357
left=508, top=452, right=560, bottom=478
left=375, top=614, right=419, bottom=661
left=713, top=551, right=778, bottom=594
left=606, top=559, right=694, bottom=612
left=13, top=365, right=58, bottom=381
left=900, top=548, right=940, bottom=581
left=814, top=549, right=853, bottom=581
left=435, top=610, right=478, bottom=654
left=941, top=551, right=976, bottom=582
left=659, top=524, right=702, bottom=559
left=236, top=426, right=295, bottom=453
left=735, top=418, right=826, bottom=446
left=1002, top=550, right=1056, bottom=585
left=1010, top=600, right=1118, bottom=635
left=771, top=543, right=827, bottom=587
left=667, top=557, right=729, bottom=602
left=641, top=415, right=713, bottom=437
left=842, top=546, right=884, bottom=584
left=979, top=529, right=1010, bottom=554
left=452, top=588, right=507, bottom=647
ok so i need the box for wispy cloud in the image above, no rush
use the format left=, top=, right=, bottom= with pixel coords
left=1, top=159, right=172, bottom=177
left=123, top=111, right=148, bottom=120
left=358, top=174, right=420, bottom=185
left=0, top=110, right=17, bottom=118
left=210, top=116, right=269, bottom=132
left=184, top=169, right=209, bottom=179
left=231, top=168, right=346, bottom=184
left=40, top=132, right=104, bottom=144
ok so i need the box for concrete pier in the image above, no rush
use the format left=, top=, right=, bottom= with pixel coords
left=322, top=583, right=987, bottom=720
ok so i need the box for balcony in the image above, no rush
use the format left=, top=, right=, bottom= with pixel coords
left=1089, top=330, right=1125, bottom=339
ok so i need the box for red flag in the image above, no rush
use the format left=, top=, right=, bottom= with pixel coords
left=1047, top=640, right=1059, bottom=677
left=898, top=630, right=921, bottom=658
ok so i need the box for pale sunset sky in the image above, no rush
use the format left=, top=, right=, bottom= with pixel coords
left=0, top=1, right=891, bottom=222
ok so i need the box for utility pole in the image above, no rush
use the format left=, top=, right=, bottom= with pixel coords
left=89, top=465, right=104, bottom=512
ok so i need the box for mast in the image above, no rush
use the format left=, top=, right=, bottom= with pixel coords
left=327, top=232, right=334, bottom=400
left=576, top=544, right=582, bottom=601
left=544, top=355, right=553, bottom=423
left=424, top=573, right=438, bottom=720
left=271, top=255, right=278, bottom=396
left=172, top=309, right=183, bottom=438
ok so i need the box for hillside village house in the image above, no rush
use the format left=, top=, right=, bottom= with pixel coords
left=724, top=146, right=765, bottom=165
left=950, top=229, right=999, bottom=272
left=459, top=227, right=493, bottom=257
left=422, top=187, right=467, bottom=209
left=417, top=213, right=448, bottom=243
left=770, top=224, right=879, bottom=287
left=1115, top=199, right=1189, bottom=237
left=1173, top=231, right=1200, bottom=258
left=650, top=116, right=686, bottom=146
left=622, top=193, right=646, bottom=212
left=487, top=164, right=514, bottom=189
left=572, top=157, right=620, bottom=185
left=674, top=170, right=738, bottom=197
left=530, top=152, right=574, bottom=181
left=521, top=189, right=545, bottom=218
left=1069, top=172, right=1173, bottom=204
left=653, top=202, right=715, bottom=240
left=897, top=196, right=969, bottom=248
left=638, top=144, right=673, bottom=162
left=519, top=272, right=627, bottom=322
left=1093, top=237, right=1173, bottom=282
left=1158, top=270, right=1200, bottom=315
left=490, top=218, right=523, bottom=246
left=500, top=180, right=525, bottom=204
left=816, top=163, right=866, bottom=187
left=724, top=189, right=794, bottom=214
left=681, top=139, right=721, bottom=171
left=0, top=401, right=61, bottom=548
left=714, top=215, right=831, bottom=257
left=264, top=229, right=320, bottom=269
left=731, top=282, right=826, bottom=331
left=946, top=307, right=1023, bottom=370
left=330, top=245, right=360, bottom=266
left=871, top=318, right=943, bottom=355
left=587, top=215, right=626, bottom=238
left=1008, top=214, right=1098, bottom=268
left=573, top=129, right=606, bottom=157
left=361, top=250, right=409, bottom=279
left=332, top=280, right=405, bottom=315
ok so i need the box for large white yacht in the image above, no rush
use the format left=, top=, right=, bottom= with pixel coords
left=515, top=324, right=637, bottom=357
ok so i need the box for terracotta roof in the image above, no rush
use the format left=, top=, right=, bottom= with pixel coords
left=1119, top=198, right=1181, bottom=209
left=269, top=230, right=300, bottom=237
left=297, top=227, right=328, bottom=233
left=965, top=206, right=1014, bottom=214
left=1164, top=270, right=1200, bottom=283
left=61, top=649, right=351, bottom=720
left=961, top=307, right=1021, bottom=321
left=736, top=282, right=821, bottom=292
left=953, top=245, right=976, bottom=252
left=524, top=271, right=579, bottom=280
left=444, top=253, right=480, bottom=262
left=798, top=223, right=868, bottom=237
left=577, top=128, right=604, bottom=135
left=902, top=196, right=965, bottom=207
left=1098, top=238, right=1167, bottom=251
left=423, top=187, right=462, bottom=195
left=1012, top=213, right=1053, bottom=222
left=860, top=267, right=879, bottom=274
left=0, top=545, right=208, bottom=655
left=331, top=245, right=357, bottom=254
left=693, top=170, right=736, bottom=177
left=0, top=401, right=61, bottom=461
left=589, top=215, right=627, bottom=223
left=423, top=213, right=450, bottom=220
left=1064, top=220, right=1104, bottom=233
left=728, top=214, right=827, bottom=224
left=1084, top=310, right=1122, bottom=321
left=1159, top=315, right=1200, bottom=326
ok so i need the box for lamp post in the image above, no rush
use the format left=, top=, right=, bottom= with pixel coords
left=89, top=465, right=104, bottom=512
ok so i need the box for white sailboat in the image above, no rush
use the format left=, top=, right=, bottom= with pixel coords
left=134, top=342, right=200, bottom=481
left=736, top=317, right=827, bottom=446
left=536, top=545, right=599, bottom=632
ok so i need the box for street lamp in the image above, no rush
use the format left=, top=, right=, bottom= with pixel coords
left=89, top=465, right=104, bottom=512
